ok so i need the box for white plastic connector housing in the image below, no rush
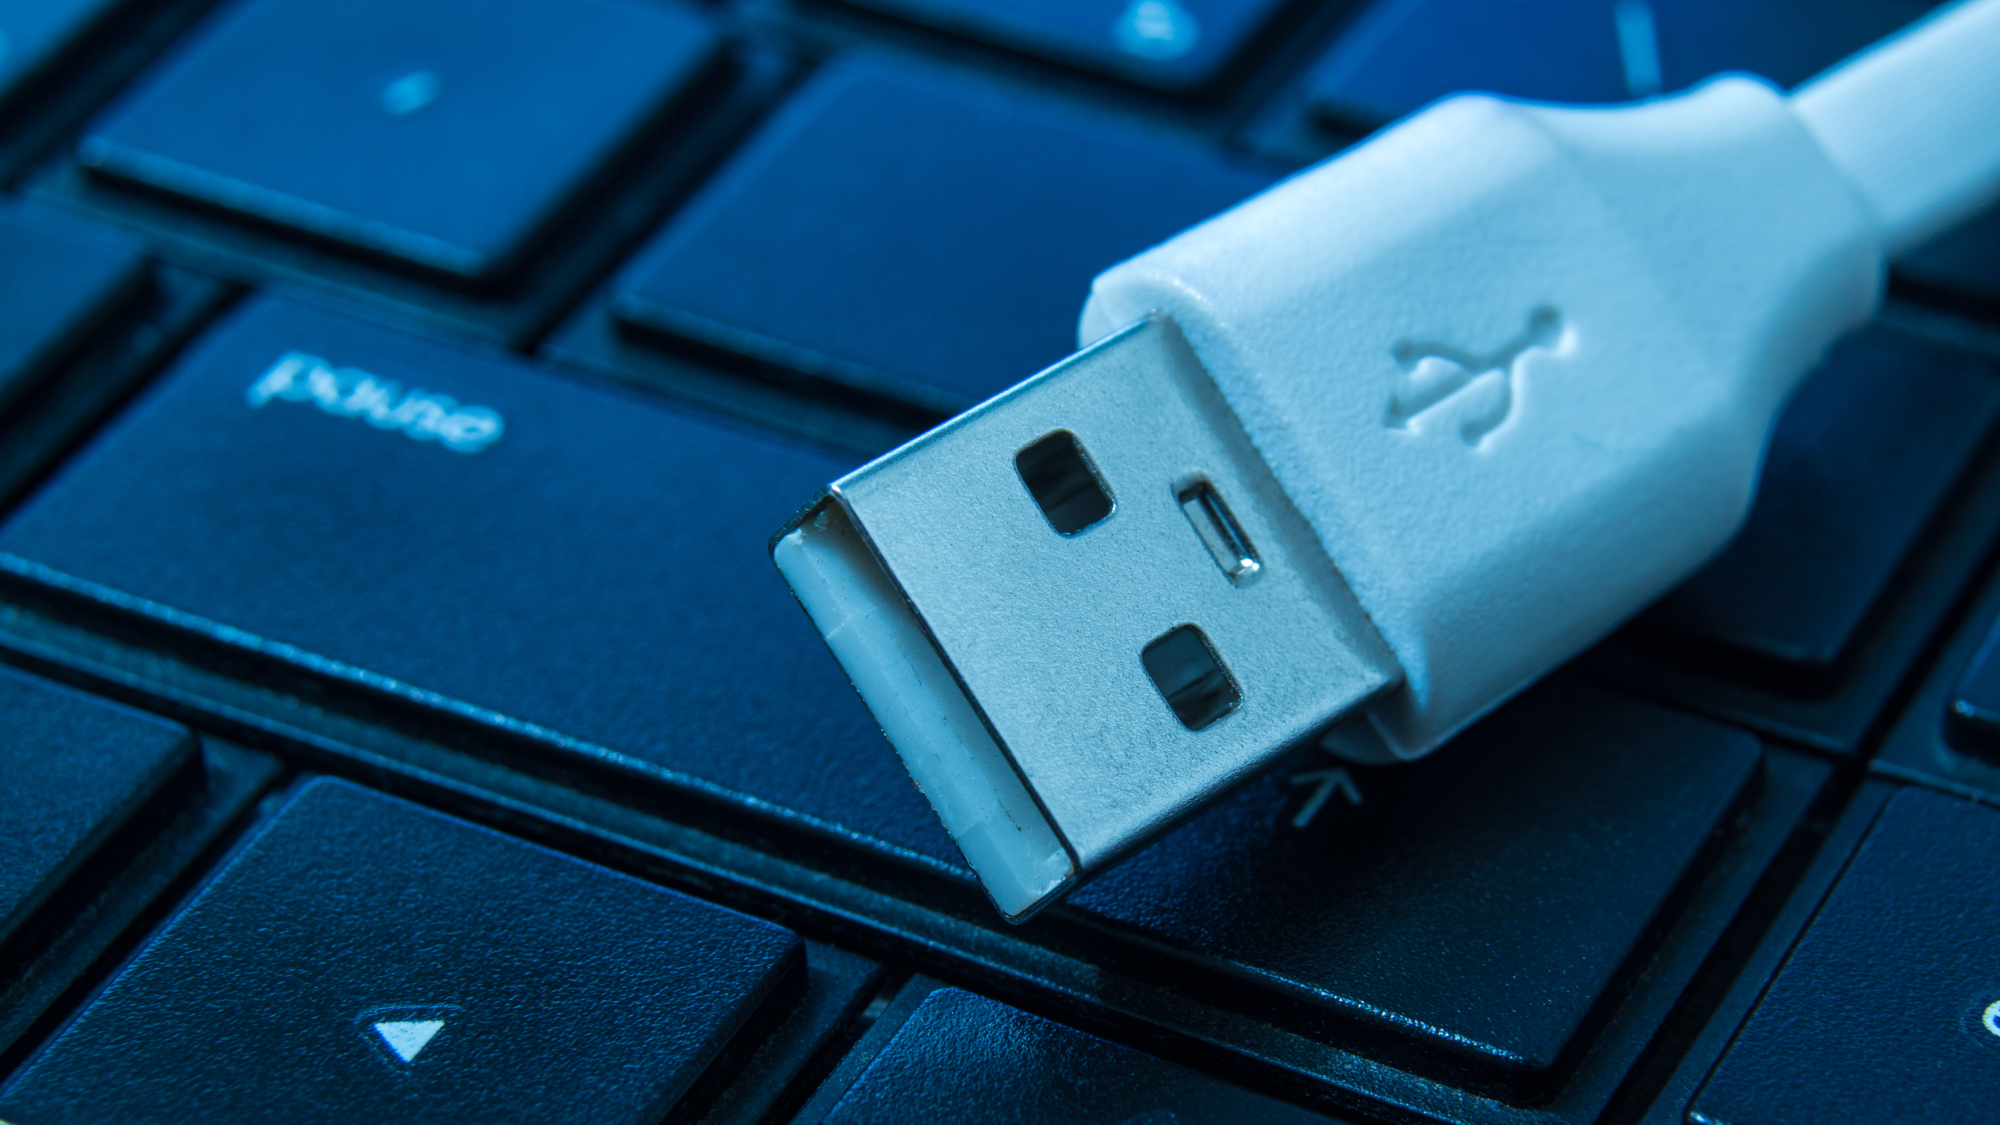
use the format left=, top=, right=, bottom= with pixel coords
left=1081, top=76, right=1883, bottom=758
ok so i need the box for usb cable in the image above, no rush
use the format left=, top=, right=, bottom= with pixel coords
left=774, top=0, right=2000, bottom=921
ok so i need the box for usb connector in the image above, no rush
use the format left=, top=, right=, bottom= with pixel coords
left=776, top=0, right=2000, bottom=920
left=775, top=316, right=1396, bottom=919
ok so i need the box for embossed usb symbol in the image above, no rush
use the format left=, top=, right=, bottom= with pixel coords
left=1386, top=306, right=1563, bottom=446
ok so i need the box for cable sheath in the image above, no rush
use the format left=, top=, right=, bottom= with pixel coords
left=1792, top=0, right=2000, bottom=255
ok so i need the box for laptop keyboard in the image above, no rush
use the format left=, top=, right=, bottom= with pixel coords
left=607, top=54, right=1271, bottom=410
left=0, top=1, right=1995, bottom=1123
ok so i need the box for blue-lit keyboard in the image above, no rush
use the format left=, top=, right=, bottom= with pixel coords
left=0, top=1, right=1995, bottom=1122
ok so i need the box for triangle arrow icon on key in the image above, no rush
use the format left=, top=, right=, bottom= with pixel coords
left=372, top=1019, right=445, bottom=1064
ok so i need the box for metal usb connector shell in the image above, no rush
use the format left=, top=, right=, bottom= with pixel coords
left=772, top=315, right=1399, bottom=921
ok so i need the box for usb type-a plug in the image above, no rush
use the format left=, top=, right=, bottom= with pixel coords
left=775, top=0, right=2000, bottom=921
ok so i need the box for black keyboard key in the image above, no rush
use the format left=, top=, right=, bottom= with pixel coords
left=1946, top=611, right=2000, bottom=754
left=0, top=0, right=122, bottom=104
left=1691, top=788, right=2000, bottom=1124
left=839, top=0, right=1282, bottom=89
left=1898, top=204, right=2000, bottom=310
left=0, top=778, right=801, bottom=1123
left=0, top=666, right=193, bottom=945
left=702, top=942, right=885, bottom=1125
left=0, top=297, right=957, bottom=867
left=1307, top=0, right=1935, bottom=129
left=0, top=206, right=148, bottom=410
left=611, top=56, right=1269, bottom=410
left=816, top=987, right=1327, bottom=1123
left=1647, top=332, right=2000, bottom=666
left=77, top=0, right=716, bottom=279
left=1066, top=679, right=1760, bottom=1085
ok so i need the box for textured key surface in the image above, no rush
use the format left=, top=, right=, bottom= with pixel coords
left=1067, top=679, right=1761, bottom=1079
left=1691, top=788, right=2000, bottom=1124
left=0, top=778, right=801, bottom=1124
left=1307, top=0, right=1936, bottom=128
left=0, top=0, right=122, bottom=101
left=611, top=56, right=1269, bottom=408
left=0, top=298, right=956, bottom=866
left=0, top=205, right=147, bottom=407
left=77, top=0, right=716, bottom=278
left=836, top=0, right=1284, bottom=88
left=1647, top=332, right=2000, bottom=665
left=0, top=666, right=193, bottom=943
left=819, top=987, right=1330, bottom=1124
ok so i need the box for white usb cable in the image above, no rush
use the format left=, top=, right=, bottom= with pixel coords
left=774, top=0, right=2000, bottom=921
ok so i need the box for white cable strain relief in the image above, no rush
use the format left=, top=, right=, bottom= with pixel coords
left=1081, top=78, right=1881, bottom=757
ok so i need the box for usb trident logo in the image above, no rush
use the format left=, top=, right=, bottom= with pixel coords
left=1386, top=306, right=1563, bottom=446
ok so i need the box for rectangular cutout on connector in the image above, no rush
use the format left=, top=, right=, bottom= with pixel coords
left=1017, top=430, right=1112, bottom=535
left=1179, top=481, right=1260, bottom=581
left=1142, top=624, right=1239, bottom=730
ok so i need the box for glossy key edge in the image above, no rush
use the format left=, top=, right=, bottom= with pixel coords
left=28, top=44, right=796, bottom=347
left=1615, top=778, right=1898, bottom=1125
left=1873, top=513, right=2000, bottom=797
left=0, top=673, right=196, bottom=951
left=0, top=733, right=283, bottom=1071
left=1577, top=310, right=2000, bottom=754
left=0, top=254, right=237, bottom=515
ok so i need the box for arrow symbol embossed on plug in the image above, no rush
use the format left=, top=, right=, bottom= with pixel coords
left=1386, top=306, right=1563, bottom=446
left=1288, top=765, right=1362, bottom=829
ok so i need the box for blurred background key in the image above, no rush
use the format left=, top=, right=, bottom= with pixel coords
left=75, top=0, right=718, bottom=280
left=833, top=0, right=1290, bottom=90
left=1896, top=207, right=2000, bottom=313
left=1306, top=0, right=1938, bottom=130
left=0, top=0, right=124, bottom=106
left=611, top=56, right=1270, bottom=412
